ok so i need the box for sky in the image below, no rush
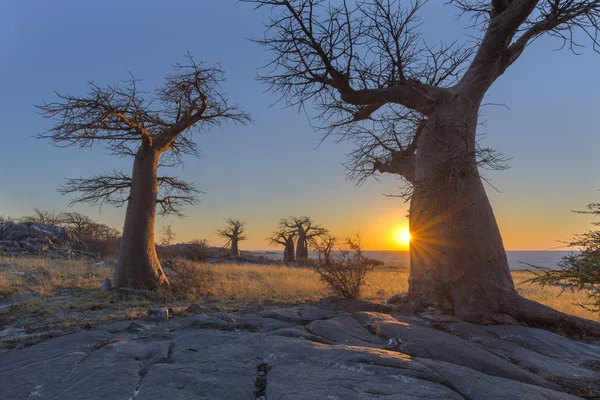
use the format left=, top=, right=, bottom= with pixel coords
left=0, top=0, right=598, bottom=251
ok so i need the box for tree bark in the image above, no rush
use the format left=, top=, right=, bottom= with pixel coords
left=296, top=228, right=308, bottom=262
left=407, top=98, right=519, bottom=323
left=114, top=146, right=168, bottom=289
left=284, top=237, right=295, bottom=262
left=231, top=238, right=240, bottom=256
left=405, top=97, right=600, bottom=336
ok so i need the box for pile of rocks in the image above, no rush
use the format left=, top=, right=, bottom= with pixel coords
left=0, top=221, right=94, bottom=259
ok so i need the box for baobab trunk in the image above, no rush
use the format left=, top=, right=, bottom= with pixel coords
left=406, top=100, right=600, bottom=335
left=296, top=229, right=308, bottom=262
left=114, top=146, right=168, bottom=289
left=231, top=238, right=240, bottom=256
left=284, top=237, right=295, bottom=262
left=407, top=100, right=518, bottom=323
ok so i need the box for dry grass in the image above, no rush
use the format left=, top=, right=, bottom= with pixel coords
left=511, top=270, right=599, bottom=321
left=0, top=257, right=597, bottom=326
left=0, top=257, right=112, bottom=297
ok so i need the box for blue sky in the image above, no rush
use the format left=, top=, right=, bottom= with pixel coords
left=0, top=0, right=598, bottom=250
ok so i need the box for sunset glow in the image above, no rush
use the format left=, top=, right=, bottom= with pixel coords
left=394, top=229, right=411, bottom=247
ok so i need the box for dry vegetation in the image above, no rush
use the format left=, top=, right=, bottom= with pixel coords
left=0, top=257, right=597, bottom=347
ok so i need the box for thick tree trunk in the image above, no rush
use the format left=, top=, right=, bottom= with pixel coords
left=405, top=98, right=600, bottom=336
left=407, top=99, right=520, bottom=322
left=114, top=146, right=168, bottom=289
left=231, top=238, right=240, bottom=256
left=296, top=230, right=308, bottom=262
left=284, top=237, right=295, bottom=262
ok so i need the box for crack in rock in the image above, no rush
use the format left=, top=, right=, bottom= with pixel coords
left=254, top=361, right=271, bottom=399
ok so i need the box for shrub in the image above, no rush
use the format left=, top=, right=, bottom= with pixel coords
left=167, top=261, right=214, bottom=301
left=524, top=202, right=600, bottom=313
left=312, top=234, right=377, bottom=299
left=156, top=239, right=211, bottom=262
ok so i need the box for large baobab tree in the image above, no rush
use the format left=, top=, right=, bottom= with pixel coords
left=247, top=0, right=600, bottom=334
left=217, top=219, right=248, bottom=256
left=283, top=217, right=328, bottom=262
left=38, top=53, right=250, bottom=289
left=267, top=224, right=297, bottom=262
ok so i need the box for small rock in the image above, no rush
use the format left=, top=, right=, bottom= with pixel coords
left=148, top=308, right=169, bottom=321
left=100, top=277, right=112, bottom=292
left=186, top=303, right=207, bottom=314
left=387, top=291, right=408, bottom=304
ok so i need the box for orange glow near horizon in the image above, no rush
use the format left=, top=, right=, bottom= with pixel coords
left=394, top=228, right=411, bottom=248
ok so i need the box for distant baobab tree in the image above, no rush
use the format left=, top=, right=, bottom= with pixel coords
left=217, top=219, right=248, bottom=256
left=282, top=217, right=328, bottom=262
left=37, top=53, right=250, bottom=290
left=267, top=222, right=297, bottom=262
left=248, top=0, right=600, bottom=334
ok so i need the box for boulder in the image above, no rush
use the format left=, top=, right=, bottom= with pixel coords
left=148, top=308, right=169, bottom=321
left=100, top=277, right=112, bottom=292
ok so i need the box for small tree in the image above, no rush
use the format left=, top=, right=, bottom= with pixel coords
left=37, top=53, right=250, bottom=289
left=314, top=234, right=377, bottom=299
left=267, top=224, right=297, bottom=262
left=314, top=233, right=337, bottom=266
left=217, top=219, right=248, bottom=256
left=160, top=222, right=176, bottom=246
left=61, top=212, right=121, bottom=258
left=525, top=203, right=600, bottom=313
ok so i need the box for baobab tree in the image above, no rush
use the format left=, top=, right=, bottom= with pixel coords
left=282, top=217, right=328, bottom=262
left=217, top=219, right=248, bottom=256
left=38, top=53, right=250, bottom=289
left=248, top=0, right=600, bottom=334
left=267, top=224, right=297, bottom=262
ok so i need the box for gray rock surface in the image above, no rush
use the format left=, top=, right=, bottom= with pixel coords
left=148, top=308, right=169, bottom=321
left=0, top=305, right=598, bottom=399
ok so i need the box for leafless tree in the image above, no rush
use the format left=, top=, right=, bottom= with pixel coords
left=160, top=222, right=176, bottom=246
left=281, top=217, right=328, bottom=262
left=23, top=208, right=66, bottom=225
left=247, top=0, right=600, bottom=334
left=37, top=53, right=250, bottom=289
left=267, top=223, right=297, bottom=262
left=60, top=212, right=121, bottom=258
left=216, top=219, right=248, bottom=256
left=314, top=232, right=337, bottom=266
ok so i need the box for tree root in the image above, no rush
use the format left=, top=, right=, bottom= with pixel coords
left=388, top=292, right=600, bottom=341
left=501, top=295, right=600, bottom=341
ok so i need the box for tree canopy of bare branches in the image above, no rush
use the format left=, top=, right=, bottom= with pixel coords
left=247, top=0, right=600, bottom=334
left=246, top=0, right=599, bottom=184
left=267, top=223, right=298, bottom=262
left=37, top=53, right=251, bottom=289
left=280, top=216, right=328, bottom=262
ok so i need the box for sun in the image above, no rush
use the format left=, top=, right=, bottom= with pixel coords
left=394, top=228, right=411, bottom=247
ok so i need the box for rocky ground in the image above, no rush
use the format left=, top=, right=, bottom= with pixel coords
left=0, top=221, right=94, bottom=259
left=1, top=298, right=599, bottom=399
